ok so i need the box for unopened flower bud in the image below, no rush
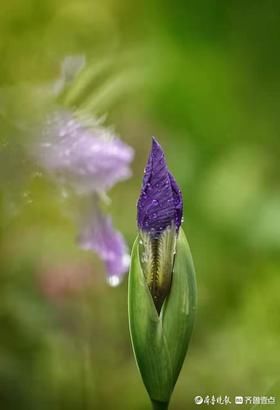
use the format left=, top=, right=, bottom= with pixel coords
left=128, top=138, right=197, bottom=409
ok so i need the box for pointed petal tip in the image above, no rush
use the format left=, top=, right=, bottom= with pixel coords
left=151, top=136, right=159, bottom=145
left=151, top=136, right=163, bottom=154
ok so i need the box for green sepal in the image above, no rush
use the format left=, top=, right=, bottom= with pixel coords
left=128, top=228, right=197, bottom=404
left=139, top=224, right=177, bottom=314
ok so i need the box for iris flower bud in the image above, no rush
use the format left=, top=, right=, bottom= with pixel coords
left=128, top=138, right=196, bottom=409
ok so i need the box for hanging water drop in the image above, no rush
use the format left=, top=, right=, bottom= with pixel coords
left=107, top=275, right=121, bottom=287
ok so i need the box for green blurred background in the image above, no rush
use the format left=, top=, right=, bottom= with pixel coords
left=0, top=1, right=280, bottom=409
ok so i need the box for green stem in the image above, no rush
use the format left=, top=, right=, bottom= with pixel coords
left=151, top=400, right=169, bottom=410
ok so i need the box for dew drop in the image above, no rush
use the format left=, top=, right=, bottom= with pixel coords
left=152, top=199, right=159, bottom=206
left=107, top=275, right=121, bottom=287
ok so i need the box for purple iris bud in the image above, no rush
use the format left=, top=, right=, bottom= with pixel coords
left=137, top=137, right=183, bottom=313
left=137, top=137, right=183, bottom=237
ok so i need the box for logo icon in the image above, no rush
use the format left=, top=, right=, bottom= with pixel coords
left=194, top=396, right=204, bottom=405
left=235, top=396, right=244, bottom=405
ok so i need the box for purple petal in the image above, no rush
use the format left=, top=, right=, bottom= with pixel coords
left=168, top=171, right=183, bottom=232
left=137, top=137, right=183, bottom=236
left=78, top=205, right=130, bottom=285
left=33, top=110, right=134, bottom=195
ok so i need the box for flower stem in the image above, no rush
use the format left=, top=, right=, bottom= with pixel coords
left=151, top=400, right=169, bottom=410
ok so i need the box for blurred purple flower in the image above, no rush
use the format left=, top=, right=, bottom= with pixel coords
left=33, top=109, right=134, bottom=284
left=34, top=110, right=134, bottom=195
left=78, top=205, right=130, bottom=286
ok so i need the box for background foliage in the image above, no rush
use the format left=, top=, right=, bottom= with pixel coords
left=0, top=1, right=279, bottom=409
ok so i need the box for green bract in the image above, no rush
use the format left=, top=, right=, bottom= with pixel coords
left=128, top=228, right=197, bottom=409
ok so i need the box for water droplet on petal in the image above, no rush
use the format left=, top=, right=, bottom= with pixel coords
left=107, top=275, right=121, bottom=287
left=152, top=199, right=159, bottom=206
